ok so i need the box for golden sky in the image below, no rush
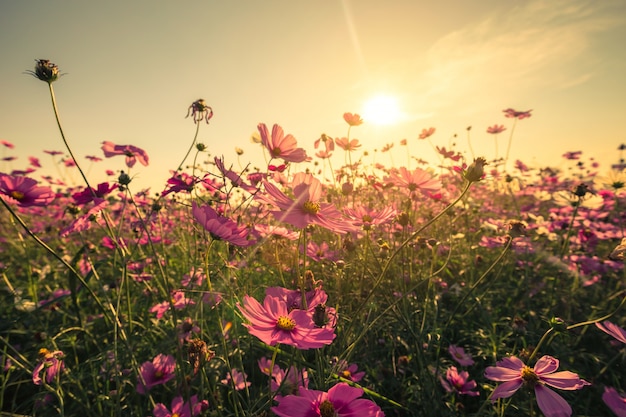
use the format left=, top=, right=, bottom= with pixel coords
left=1, top=0, right=625, bottom=191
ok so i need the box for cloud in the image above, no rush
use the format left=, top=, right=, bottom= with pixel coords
left=421, top=0, right=624, bottom=109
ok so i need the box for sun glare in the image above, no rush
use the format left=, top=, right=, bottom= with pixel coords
left=362, top=95, right=402, bottom=126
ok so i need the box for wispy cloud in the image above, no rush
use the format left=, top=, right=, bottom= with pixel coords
left=420, top=0, right=624, bottom=111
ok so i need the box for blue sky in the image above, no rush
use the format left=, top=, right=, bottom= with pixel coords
left=1, top=0, right=625, bottom=191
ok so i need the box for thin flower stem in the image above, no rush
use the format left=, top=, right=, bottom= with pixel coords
left=176, top=121, right=201, bottom=172
left=527, top=292, right=625, bottom=363
left=48, top=84, right=93, bottom=191
left=346, top=180, right=473, bottom=335
left=503, top=119, right=518, bottom=172
left=0, top=197, right=111, bottom=324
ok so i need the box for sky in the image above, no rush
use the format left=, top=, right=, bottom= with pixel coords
left=1, top=0, right=625, bottom=192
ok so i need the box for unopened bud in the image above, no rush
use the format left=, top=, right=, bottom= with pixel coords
left=464, top=157, right=487, bottom=183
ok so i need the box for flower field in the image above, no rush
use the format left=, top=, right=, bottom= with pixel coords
left=1, top=60, right=625, bottom=417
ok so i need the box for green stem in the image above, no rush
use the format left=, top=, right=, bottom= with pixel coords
left=48, top=84, right=93, bottom=191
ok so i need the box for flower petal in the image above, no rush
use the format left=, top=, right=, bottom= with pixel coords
left=534, top=385, right=572, bottom=417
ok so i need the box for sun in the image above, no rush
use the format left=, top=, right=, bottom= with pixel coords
left=362, top=94, right=402, bottom=126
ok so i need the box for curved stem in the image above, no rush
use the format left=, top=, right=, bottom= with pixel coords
left=176, top=121, right=201, bottom=172
left=48, top=84, right=93, bottom=191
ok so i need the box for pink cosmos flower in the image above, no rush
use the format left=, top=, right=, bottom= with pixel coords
left=214, top=156, right=256, bottom=192
left=0, top=139, right=14, bottom=149
left=254, top=224, right=299, bottom=241
left=85, top=155, right=102, bottom=162
left=258, top=123, right=309, bottom=163
left=237, top=294, right=336, bottom=349
left=343, top=112, right=363, bottom=126
left=448, top=345, right=475, bottom=366
left=0, top=174, right=55, bottom=207
left=487, top=124, right=507, bottom=134
left=335, top=360, right=365, bottom=383
left=419, top=127, right=436, bottom=139
left=71, top=182, right=117, bottom=205
left=101, top=141, right=149, bottom=168
left=28, top=156, right=42, bottom=168
left=60, top=198, right=108, bottom=237
left=305, top=241, right=339, bottom=262
left=485, top=355, right=590, bottom=417
left=271, top=382, right=384, bottom=417
left=44, top=150, right=63, bottom=156
left=503, top=108, right=532, bottom=119
left=562, top=151, right=582, bottom=160
left=258, top=172, right=351, bottom=232
left=335, top=137, right=361, bottom=151
left=265, top=286, right=329, bottom=313
left=149, top=291, right=196, bottom=319
left=603, top=386, right=626, bottom=417
left=192, top=202, right=255, bottom=246
left=343, top=205, right=397, bottom=231
left=221, top=369, right=251, bottom=391
left=439, top=366, right=479, bottom=396
left=32, top=348, right=65, bottom=385
left=436, top=146, right=462, bottom=161
left=314, top=134, right=335, bottom=159
left=153, top=395, right=207, bottom=417
left=271, top=365, right=309, bottom=397
left=385, top=167, right=441, bottom=197
left=136, top=354, right=176, bottom=394
left=595, top=321, right=626, bottom=344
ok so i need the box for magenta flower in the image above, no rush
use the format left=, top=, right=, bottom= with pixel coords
left=0, top=139, right=14, bottom=149
left=214, top=156, right=256, bottom=192
left=153, top=395, right=207, bottom=417
left=439, top=366, right=479, bottom=396
left=32, top=349, right=65, bottom=385
left=603, top=386, right=626, bottom=417
left=503, top=108, right=532, bottom=119
left=418, top=127, right=436, bottom=139
left=136, top=354, right=176, bottom=394
left=258, top=123, right=309, bottom=163
left=595, top=321, right=626, bottom=344
left=0, top=174, right=55, bottom=207
left=258, top=172, right=350, bottom=232
left=485, top=355, right=590, bottom=417
left=271, top=382, right=384, bottom=417
left=71, top=182, right=117, bottom=205
left=271, top=365, right=309, bottom=397
left=221, top=369, right=251, bottom=391
left=192, top=202, right=255, bottom=246
left=101, top=141, right=149, bottom=168
left=448, top=345, right=475, bottom=366
left=28, top=156, right=42, bottom=168
left=487, top=124, right=506, bottom=134
left=335, top=360, right=365, bottom=383
left=237, top=294, right=336, bottom=349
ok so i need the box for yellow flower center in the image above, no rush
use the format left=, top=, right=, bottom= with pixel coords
left=10, top=191, right=25, bottom=200
left=302, top=201, right=320, bottom=214
left=340, top=370, right=352, bottom=379
left=319, top=400, right=336, bottom=417
left=154, top=370, right=164, bottom=378
left=362, top=214, right=373, bottom=223
left=276, top=315, right=296, bottom=331
left=521, top=365, right=539, bottom=386
left=38, top=348, right=50, bottom=357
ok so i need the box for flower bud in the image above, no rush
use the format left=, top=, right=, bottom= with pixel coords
left=463, top=157, right=487, bottom=183
left=28, top=59, right=60, bottom=84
